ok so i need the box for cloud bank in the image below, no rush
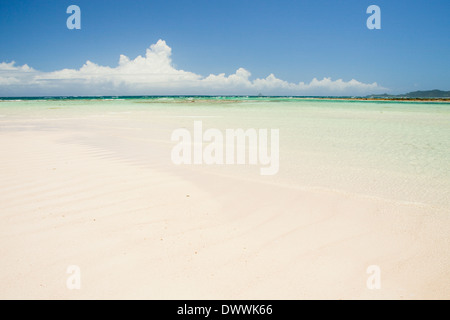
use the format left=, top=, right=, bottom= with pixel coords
left=0, top=40, right=385, bottom=96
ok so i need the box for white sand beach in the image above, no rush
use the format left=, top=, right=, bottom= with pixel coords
left=0, top=99, right=449, bottom=299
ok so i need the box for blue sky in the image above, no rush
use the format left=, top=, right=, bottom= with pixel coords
left=0, top=0, right=449, bottom=96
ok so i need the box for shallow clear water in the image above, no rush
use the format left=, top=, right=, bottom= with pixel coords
left=1, top=98, right=449, bottom=209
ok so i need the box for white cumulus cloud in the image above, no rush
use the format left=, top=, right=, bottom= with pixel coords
left=0, top=40, right=385, bottom=96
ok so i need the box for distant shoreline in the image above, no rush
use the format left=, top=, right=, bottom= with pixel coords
left=309, top=97, right=450, bottom=102
left=0, top=96, right=449, bottom=103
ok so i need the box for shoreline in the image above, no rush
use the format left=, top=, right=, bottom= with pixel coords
left=1, top=96, right=449, bottom=103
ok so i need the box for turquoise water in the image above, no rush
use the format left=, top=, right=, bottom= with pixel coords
left=1, top=97, right=449, bottom=209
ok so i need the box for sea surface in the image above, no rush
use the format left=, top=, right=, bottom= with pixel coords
left=1, top=97, right=449, bottom=210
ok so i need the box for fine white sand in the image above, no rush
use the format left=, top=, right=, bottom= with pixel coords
left=0, top=129, right=448, bottom=300
left=1, top=99, right=450, bottom=300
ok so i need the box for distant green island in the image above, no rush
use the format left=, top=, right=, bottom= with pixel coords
left=367, top=90, right=450, bottom=99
